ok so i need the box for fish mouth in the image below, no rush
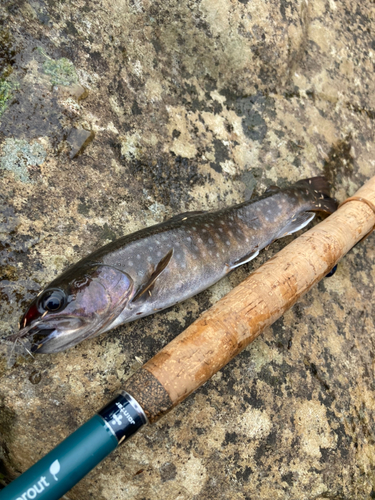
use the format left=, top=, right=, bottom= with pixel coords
left=30, top=316, right=89, bottom=353
left=9, top=316, right=88, bottom=354
left=29, top=328, right=56, bottom=353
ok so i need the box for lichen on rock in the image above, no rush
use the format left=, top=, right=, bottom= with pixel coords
left=38, top=48, right=78, bottom=87
left=0, top=138, right=46, bottom=182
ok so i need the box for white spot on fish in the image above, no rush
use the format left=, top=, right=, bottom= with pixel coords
left=226, top=241, right=230, bottom=246
left=155, top=240, right=160, bottom=245
left=137, top=254, right=141, bottom=259
left=216, top=252, right=220, bottom=257
left=209, top=250, right=213, bottom=256
left=138, top=270, right=145, bottom=277
left=157, top=251, right=162, bottom=257
left=192, top=226, right=197, bottom=230
left=265, top=217, right=269, bottom=221
left=266, top=201, right=269, bottom=205
left=181, top=262, right=186, bottom=269
left=175, top=241, right=180, bottom=246
left=147, top=256, right=152, bottom=262
left=216, top=233, right=220, bottom=238
left=198, top=238, right=203, bottom=243
left=208, top=238, right=213, bottom=244
left=205, top=224, right=210, bottom=228
left=246, top=238, right=249, bottom=243
left=228, top=231, right=233, bottom=236
left=128, top=261, right=134, bottom=266
left=202, top=229, right=207, bottom=233
left=219, top=228, right=223, bottom=232
left=186, top=237, right=192, bottom=242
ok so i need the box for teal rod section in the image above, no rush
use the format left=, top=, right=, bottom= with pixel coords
left=0, top=392, right=147, bottom=500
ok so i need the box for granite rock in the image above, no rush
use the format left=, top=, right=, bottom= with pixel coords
left=0, top=0, right=374, bottom=499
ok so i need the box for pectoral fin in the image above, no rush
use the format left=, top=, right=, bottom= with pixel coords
left=277, top=212, right=315, bottom=239
left=132, top=249, right=174, bottom=302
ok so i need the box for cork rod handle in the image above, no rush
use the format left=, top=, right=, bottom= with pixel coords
left=125, top=176, right=375, bottom=422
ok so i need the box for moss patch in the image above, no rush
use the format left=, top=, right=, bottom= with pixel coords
left=0, top=26, right=18, bottom=116
left=0, top=26, right=17, bottom=79
left=0, top=79, right=14, bottom=117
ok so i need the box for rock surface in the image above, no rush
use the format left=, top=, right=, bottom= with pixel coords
left=0, top=0, right=375, bottom=499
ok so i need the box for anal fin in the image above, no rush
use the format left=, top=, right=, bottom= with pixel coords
left=277, top=212, right=315, bottom=239
left=227, top=248, right=260, bottom=271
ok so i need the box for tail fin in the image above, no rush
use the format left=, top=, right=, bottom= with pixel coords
left=296, top=176, right=338, bottom=214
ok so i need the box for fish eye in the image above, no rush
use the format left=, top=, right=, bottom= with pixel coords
left=39, top=289, right=66, bottom=312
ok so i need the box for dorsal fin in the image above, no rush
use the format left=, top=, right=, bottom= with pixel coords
left=265, top=185, right=281, bottom=195
left=167, top=211, right=205, bottom=223
left=132, top=249, right=174, bottom=302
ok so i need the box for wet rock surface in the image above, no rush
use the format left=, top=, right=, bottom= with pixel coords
left=0, top=0, right=374, bottom=499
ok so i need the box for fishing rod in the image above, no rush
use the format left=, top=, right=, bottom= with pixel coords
left=1, top=176, right=374, bottom=500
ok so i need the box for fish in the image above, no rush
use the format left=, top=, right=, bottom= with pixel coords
left=10, top=176, right=337, bottom=354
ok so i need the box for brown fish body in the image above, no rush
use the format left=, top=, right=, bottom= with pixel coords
left=14, top=177, right=336, bottom=353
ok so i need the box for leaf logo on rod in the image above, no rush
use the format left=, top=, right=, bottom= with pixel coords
left=50, top=459, right=61, bottom=481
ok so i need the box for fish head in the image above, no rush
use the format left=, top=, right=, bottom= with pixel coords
left=16, top=263, right=134, bottom=353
